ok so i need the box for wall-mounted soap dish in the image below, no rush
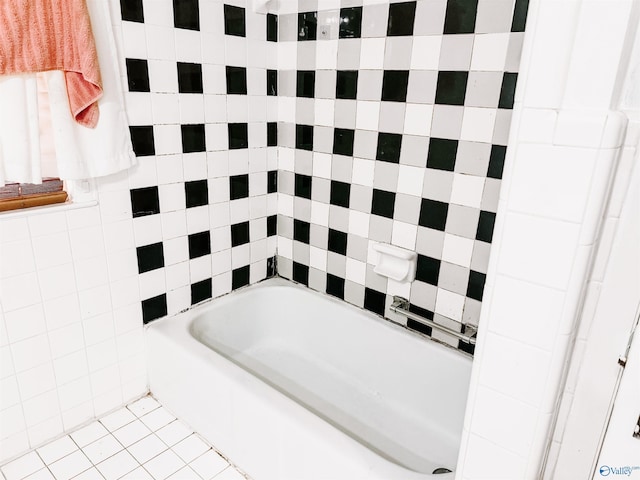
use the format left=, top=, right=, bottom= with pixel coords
left=372, top=242, right=417, bottom=283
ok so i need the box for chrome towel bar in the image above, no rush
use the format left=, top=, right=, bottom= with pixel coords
left=390, top=296, right=478, bottom=346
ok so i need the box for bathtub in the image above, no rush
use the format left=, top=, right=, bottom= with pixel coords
left=146, top=278, right=472, bottom=480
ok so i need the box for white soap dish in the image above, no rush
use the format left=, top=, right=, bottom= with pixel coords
left=372, top=243, right=417, bottom=283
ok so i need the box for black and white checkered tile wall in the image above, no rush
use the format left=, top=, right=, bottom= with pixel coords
left=118, top=0, right=528, bottom=354
left=274, top=0, right=529, bottom=354
left=119, top=0, right=279, bottom=324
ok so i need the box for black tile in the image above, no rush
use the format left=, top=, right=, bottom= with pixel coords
left=419, top=198, right=449, bottom=231
left=298, top=12, right=317, bottom=41
left=296, top=70, right=315, bottom=98
left=387, top=1, right=416, bottom=36
left=120, top=0, right=144, bottom=22
left=224, top=4, right=246, bottom=37
left=326, top=274, right=345, bottom=299
left=228, top=123, right=249, bottom=149
left=376, top=133, right=402, bottom=163
left=232, top=265, right=250, bottom=289
left=181, top=124, right=206, bottom=153
left=476, top=211, right=496, bottom=243
left=458, top=340, right=475, bottom=355
left=408, top=304, right=434, bottom=335
left=427, top=138, right=458, bottom=171
left=416, top=254, right=440, bottom=285
left=173, top=0, right=199, bottom=30
left=381, top=71, right=409, bottom=102
left=267, top=214, right=277, bottom=236
left=267, top=69, right=277, bottom=96
left=336, top=70, right=358, bottom=100
left=142, top=294, right=167, bottom=324
left=185, top=179, right=208, bottom=208
left=296, top=124, right=314, bottom=151
left=231, top=222, right=250, bottom=247
left=267, top=256, right=277, bottom=277
left=191, top=278, right=212, bottom=305
left=364, top=288, right=386, bottom=316
left=267, top=122, right=278, bottom=147
left=511, top=0, right=530, bottom=32
left=333, top=128, right=355, bottom=157
left=487, top=145, right=506, bottom=179
left=328, top=229, right=348, bottom=255
left=294, top=174, right=312, bottom=199
left=229, top=174, right=249, bottom=200
left=443, top=0, right=478, bottom=34
left=435, top=71, right=468, bottom=105
left=330, top=181, right=351, bottom=208
left=188, top=231, right=211, bottom=259
left=499, top=73, right=518, bottom=109
left=294, top=219, right=310, bottom=244
left=267, top=170, right=278, bottom=193
left=467, top=270, right=486, bottom=301
left=226, top=66, right=247, bottom=95
left=126, top=59, right=150, bottom=92
left=339, top=7, right=362, bottom=38
left=130, top=186, right=160, bottom=218
left=129, top=126, right=155, bottom=157
left=267, top=13, right=278, bottom=41
left=177, top=62, right=203, bottom=94
left=293, top=262, right=309, bottom=286
left=371, top=189, right=396, bottom=219
left=136, top=242, right=164, bottom=274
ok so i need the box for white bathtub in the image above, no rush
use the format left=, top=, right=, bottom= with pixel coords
left=146, top=278, right=472, bottom=480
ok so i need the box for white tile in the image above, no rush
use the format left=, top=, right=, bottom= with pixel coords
left=187, top=451, right=229, bottom=480
left=345, top=258, right=366, bottom=285
left=18, top=363, right=56, bottom=401
left=4, top=304, right=46, bottom=343
left=461, top=433, right=527, bottom=479
left=1, top=452, right=45, bottom=480
left=36, top=435, right=78, bottom=465
left=167, top=466, right=200, bottom=480
left=82, top=434, right=123, bottom=465
left=95, top=450, right=139, bottom=480
left=31, top=233, right=72, bottom=270
left=139, top=408, right=176, bottom=432
left=359, top=38, right=385, bottom=69
left=460, top=107, right=497, bottom=143
left=403, top=104, right=433, bottom=136
left=120, top=467, right=153, bottom=480
left=0, top=240, right=35, bottom=278
left=410, top=36, right=442, bottom=70
left=348, top=211, right=370, bottom=238
left=112, top=420, right=152, bottom=448
left=0, top=272, right=42, bottom=312
left=11, top=335, right=52, bottom=373
left=470, top=33, right=510, bottom=71
left=308, top=246, right=328, bottom=272
left=70, top=467, right=104, bottom=480
left=70, top=422, right=109, bottom=448
left=24, top=468, right=55, bottom=479
left=314, top=99, right=334, bottom=127
left=434, top=289, right=465, bottom=322
left=100, top=408, right=137, bottom=432
left=441, top=234, right=474, bottom=268
left=450, top=174, right=485, bottom=208
left=312, top=152, right=332, bottom=179
left=143, top=450, right=185, bottom=480
left=155, top=421, right=192, bottom=448
left=397, top=165, right=425, bottom=197
left=48, top=450, right=92, bottom=480
left=127, top=434, right=168, bottom=465
left=352, top=158, right=375, bottom=187
left=355, top=101, right=380, bottom=131
left=391, top=222, right=417, bottom=250
left=170, top=435, right=210, bottom=464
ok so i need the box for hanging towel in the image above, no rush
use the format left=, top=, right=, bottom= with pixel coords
left=0, top=0, right=136, bottom=186
left=0, top=0, right=102, bottom=127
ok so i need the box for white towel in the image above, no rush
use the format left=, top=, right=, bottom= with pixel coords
left=0, top=0, right=136, bottom=187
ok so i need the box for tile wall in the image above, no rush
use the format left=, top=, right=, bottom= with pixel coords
left=274, top=0, right=528, bottom=353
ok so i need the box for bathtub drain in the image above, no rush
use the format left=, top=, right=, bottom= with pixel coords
left=432, top=467, right=453, bottom=474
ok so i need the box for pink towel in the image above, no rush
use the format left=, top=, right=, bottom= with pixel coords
left=0, top=0, right=103, bottom=128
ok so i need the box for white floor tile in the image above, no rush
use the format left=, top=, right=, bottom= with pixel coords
left=70, top=422, right=109, bottom=448
left=36, top=436, right=78, bottom=465
left=139, top=408, right=175, bottom=433
left=166, top=466, right=200, bottom=480
left=188, top=451, right=228, bottom=480
left=171, top=435, right=210, bottom=464
left=126, top=397, right=160, bottom=418
left=112, top=420, right=152, bottom=448
left=48, top=451, right=92, bottom=480
left=127, top=435, right=167, bottom=465
left=213, top=467, right=246, bottom=480
left=82, top=435, right=123, bottom=465
left=70, top=467, right=104, bottom=479
left=143, top=450, right=185, bottom=480
left=99, top=409, right=137, bottom=432
left=1, top=452, right=46, bottom=480
left=95, top=450, right=138, bottom=480
left=154, top=421, right=192, bottom=448
left=120, top=467, right=153, bottom=480
left=24, top=468, right=55, bottom=480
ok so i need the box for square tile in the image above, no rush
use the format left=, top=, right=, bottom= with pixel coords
left=376, top=133, right=402, bottom=163
left=101, top=408, right=137, bottom=432
left=143, top=449, right=184, bottom=480
left=128, top=434, right=168, bottom=464
left=188, top=451, right=228, bottom=480
left=36, top=435, right=77, bottom=465
left=82, top=434, right=123, bottom=465
left=296, top=71, right=316, bottom=98
left=381, top=70, right=409, bottom=102
left=339, top=7, right=363, bottom=38
left=70, top=422, right=110, bottom=448
left=120, top=0, right=144, bottom=23
left=129, top=126, right=156, bottom=157
left=224, top=5, right=246, bottom=37
left=387, top=1, right=417, bottom=36
left=226, top=67, right=247, bottom=95
left=142, top=294, right=167, bottom=324
left=48, top=450, right=92, bottom=480
left=173, top=0, right=199, bottom=31
left=419, top=198, right=449, bottom=231
left=171, top=435, right=210, bottom=464
left=371, top=189, right=396, bottom=219
left=95, top=450, right=138, bottom=480
left=443, top=0, right=478, bottom=34
left=298, top=12, right=318, bottom=41
left=112, top=420, right=152, bottom=448
left=1, top=452, right=45, bottom=480
left=126, top=59, right=150, bottom=92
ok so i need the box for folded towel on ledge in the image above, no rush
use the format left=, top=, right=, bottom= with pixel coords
left=0, top=0, right=102, bottom=128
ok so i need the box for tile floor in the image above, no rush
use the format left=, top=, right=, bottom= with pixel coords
left=0, top=396, right=250, bottom=480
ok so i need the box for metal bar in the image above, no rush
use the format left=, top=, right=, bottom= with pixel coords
left=390, top=296, right=477, bottom=346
